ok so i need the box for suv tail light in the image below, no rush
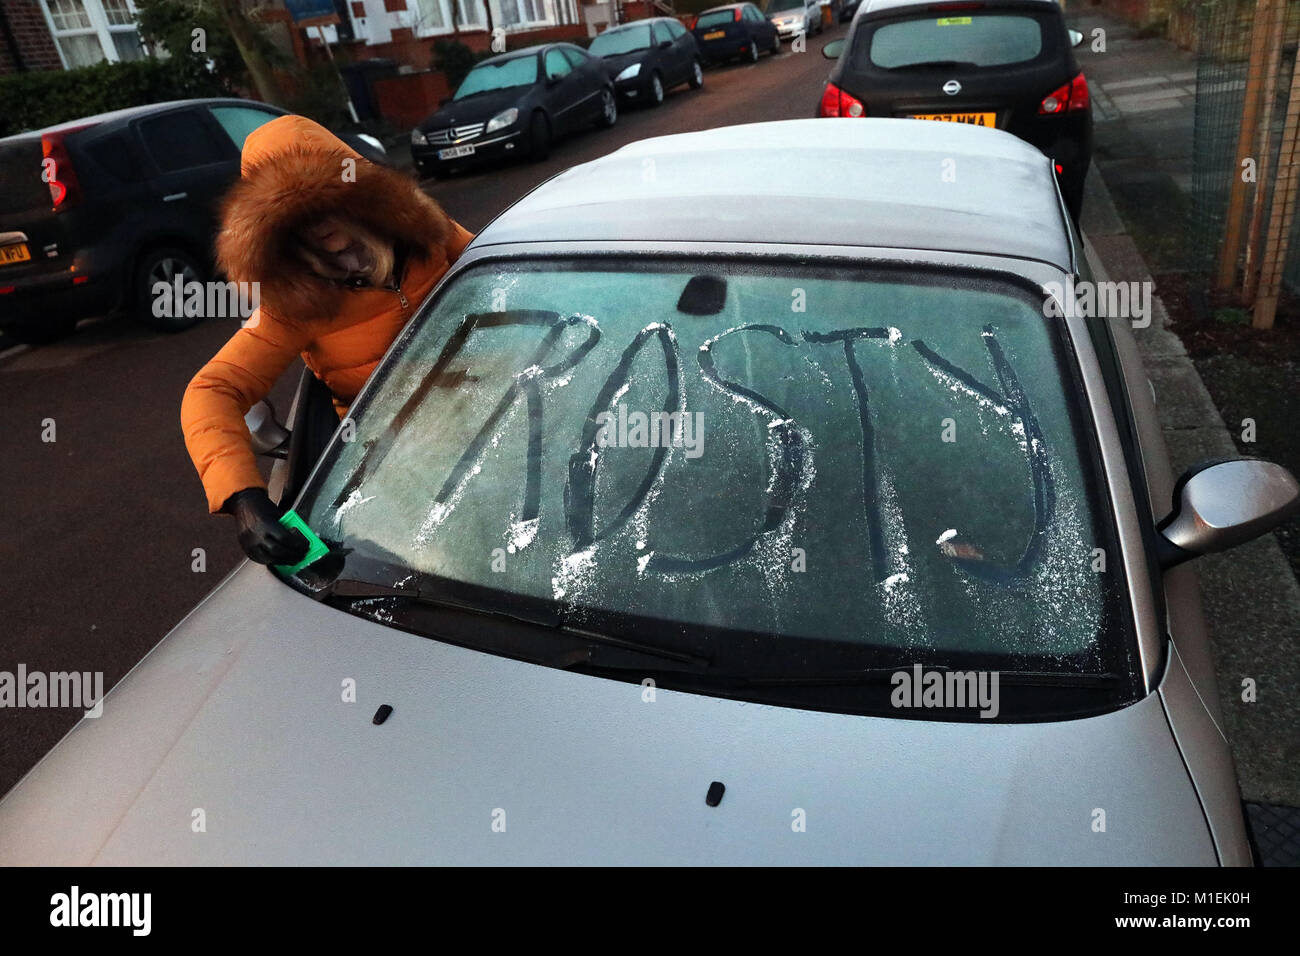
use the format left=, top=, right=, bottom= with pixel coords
left=41, top=130, right=84, bottom=211
left=819, top=82, right=865, bottom=118
left=1039, top=72, right=1089, bottom=115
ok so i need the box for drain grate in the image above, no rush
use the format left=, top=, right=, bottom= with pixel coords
left=1245, top=803, right=1300, bottom=867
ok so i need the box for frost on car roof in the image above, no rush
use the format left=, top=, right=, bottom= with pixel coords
left=474, top=118, right=1072, bottom=269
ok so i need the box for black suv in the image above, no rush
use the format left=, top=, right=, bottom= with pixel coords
left=0, top=99, right=384, bottom=345
left=817, top=0, right=1091, bottom=219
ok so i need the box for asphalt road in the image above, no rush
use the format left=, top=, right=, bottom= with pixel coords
left=0, top=28, right=845, bottom=795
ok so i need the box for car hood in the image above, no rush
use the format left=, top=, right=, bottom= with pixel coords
left=422, top=88, right=525, bottom=129
left=771, top=8, right=804, bottom=18
left=0, top=564, right=1215, bottom=865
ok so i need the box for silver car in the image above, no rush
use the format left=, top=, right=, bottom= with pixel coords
left=769, top=0, right=823, bottom=39
left=2, top=120, right=1296, bottom=865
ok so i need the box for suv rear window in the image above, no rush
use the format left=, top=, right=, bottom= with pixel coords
left=866, top=14, right=1045, bottom=69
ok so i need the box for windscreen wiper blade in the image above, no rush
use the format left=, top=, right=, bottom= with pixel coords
left=737, top=667, right=1122, bottom=688
left=323, top=578, right=712, bottom=672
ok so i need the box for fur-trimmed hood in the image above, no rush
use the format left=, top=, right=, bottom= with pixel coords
left=215, top=114, right=454, bottom=321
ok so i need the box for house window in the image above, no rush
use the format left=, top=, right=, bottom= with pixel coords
left=42, top=0, right=145, bottom=68
left=411, top=0, right=486, bottom=35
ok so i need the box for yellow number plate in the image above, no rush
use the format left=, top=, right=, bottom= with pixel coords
left=703, top=30, right=725, bottom=39
left=0, top=242, right=31, bottom=265
left=910, top=112, right=996, bottom=126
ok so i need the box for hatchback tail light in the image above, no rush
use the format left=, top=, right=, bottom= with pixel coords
left=1039, top=72, right=1089, bottom=114
left=734, top=7, right=743, bottom=19
left=41, top=131, right=84, bottom=211
left=819, top=82, right=866, bottom=118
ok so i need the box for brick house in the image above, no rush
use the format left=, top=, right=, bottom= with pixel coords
left=0, top=0, right=146, bottom=73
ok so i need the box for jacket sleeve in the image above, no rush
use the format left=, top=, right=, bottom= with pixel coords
left=446, top=220, right=475, bottom=262
left=180, top=308, right=308, bottom=513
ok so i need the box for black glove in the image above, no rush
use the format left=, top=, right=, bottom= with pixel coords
left=224, top=488, right=309, bottom=566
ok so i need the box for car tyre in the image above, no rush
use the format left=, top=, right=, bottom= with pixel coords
left=134, top=245, right=207, bottom=333
left=529, top=111, right=551, bottom=161
left=595, top=87, right=618, bottom=128
left=689, top=59, right=705, bottom=89
left=649, top=71, right=665, bottom=106
left=771, top=32, right=781, bottom=54
left=746, top=39, right=759, bottom=63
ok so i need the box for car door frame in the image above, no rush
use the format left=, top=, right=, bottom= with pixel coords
left=543, top=46, right=590, bottom=134
left=129, top=105, right=242, bottom=263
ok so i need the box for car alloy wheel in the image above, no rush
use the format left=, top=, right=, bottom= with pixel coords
left=598, top=88, right=618, bottom=127
left=748, top=40, right=759, bottom=62
left=650, top=72, right=664, bottom=106
left=690, top=60, right=704, bottom=89
left=136, top=246, right=206, bottom=332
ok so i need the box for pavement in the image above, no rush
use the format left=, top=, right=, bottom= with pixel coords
left=1072, top=10, right=1300, bottom=861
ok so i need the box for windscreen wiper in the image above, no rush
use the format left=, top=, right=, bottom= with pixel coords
left=322, top=578, right=712, bottom=673
left=736, top=667, right=1121, bottom=688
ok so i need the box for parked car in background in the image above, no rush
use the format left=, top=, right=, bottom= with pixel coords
left=0, top=99, right=385, bottom=346
left=4, top=118, right=1293, bottom=864
left=817, top=0, right=1092, bottom=219
left=767, top=0, right=823, bottom=40
left=838, top=0, right=863, bottom=21
left=588, top=16, right=704, bottom=107
left=691, top=3, right=781, bottom=64
left=412, top=44, right=617, bottom=178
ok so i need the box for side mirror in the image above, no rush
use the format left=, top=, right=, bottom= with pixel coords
left=659, top=40, right=672, bottom=49
left=823, top=37, right=845, bottom=59
left=1157, top=458, right=1300, bottom=568
left=1068, top=28, right=1084, bottom=48
left=245, top=399, right=291, bottom=459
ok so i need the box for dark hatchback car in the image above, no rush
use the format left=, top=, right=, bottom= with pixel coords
left=412, top=44, right=617, bottom=178
left=691, top=3, right=781, bottom=64
left=0, top=99, right=385, bottom=345
left=817, top=0, right=1091, bottom=219
left=588, top=17, right=705, bottom=107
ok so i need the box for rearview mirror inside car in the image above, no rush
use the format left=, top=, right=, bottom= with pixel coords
left=245, top=400, right=291, bottom=459
left=1157, top=458, right=1300, bottom=567
left=1069, top=29, right=1084, bottom=48
left=823, top=38, right=845, bottom=59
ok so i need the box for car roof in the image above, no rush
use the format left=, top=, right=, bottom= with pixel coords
left=600, top=16, right=674, bottom=30
left=475, top=44, right=552, bottom=67
left=861, top=0, right=1061, bottom=15
left=475, top=118, right=1072, bottom=269
left=0, top=98, right=282, bottom=142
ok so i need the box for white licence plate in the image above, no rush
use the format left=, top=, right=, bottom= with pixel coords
left=438, top=144, right=475, bottom=160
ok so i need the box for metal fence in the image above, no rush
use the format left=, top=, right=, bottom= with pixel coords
left=1191, top=0, right=1300, bottom=326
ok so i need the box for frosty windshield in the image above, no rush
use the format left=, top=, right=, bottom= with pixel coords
left=299, top=259, right=1129, bottom=677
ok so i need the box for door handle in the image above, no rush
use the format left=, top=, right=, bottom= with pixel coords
left=163, top=192, right=188, bottom=202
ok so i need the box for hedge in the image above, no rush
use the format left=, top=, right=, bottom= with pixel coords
left=0, top=57, right=232, bottom=138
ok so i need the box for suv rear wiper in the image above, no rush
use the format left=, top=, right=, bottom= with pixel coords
left=322, top=577, right=712, bottom=673
left=886, top=60, right=980, bottom=71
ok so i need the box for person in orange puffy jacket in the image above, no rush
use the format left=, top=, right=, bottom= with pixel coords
left=181, top=114, right=473, bottom=565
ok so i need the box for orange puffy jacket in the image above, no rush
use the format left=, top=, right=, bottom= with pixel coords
left=181, top=115, right=473, bottom=513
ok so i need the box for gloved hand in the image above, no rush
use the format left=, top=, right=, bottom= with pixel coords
left=224, top=488, right=309, bottom=566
